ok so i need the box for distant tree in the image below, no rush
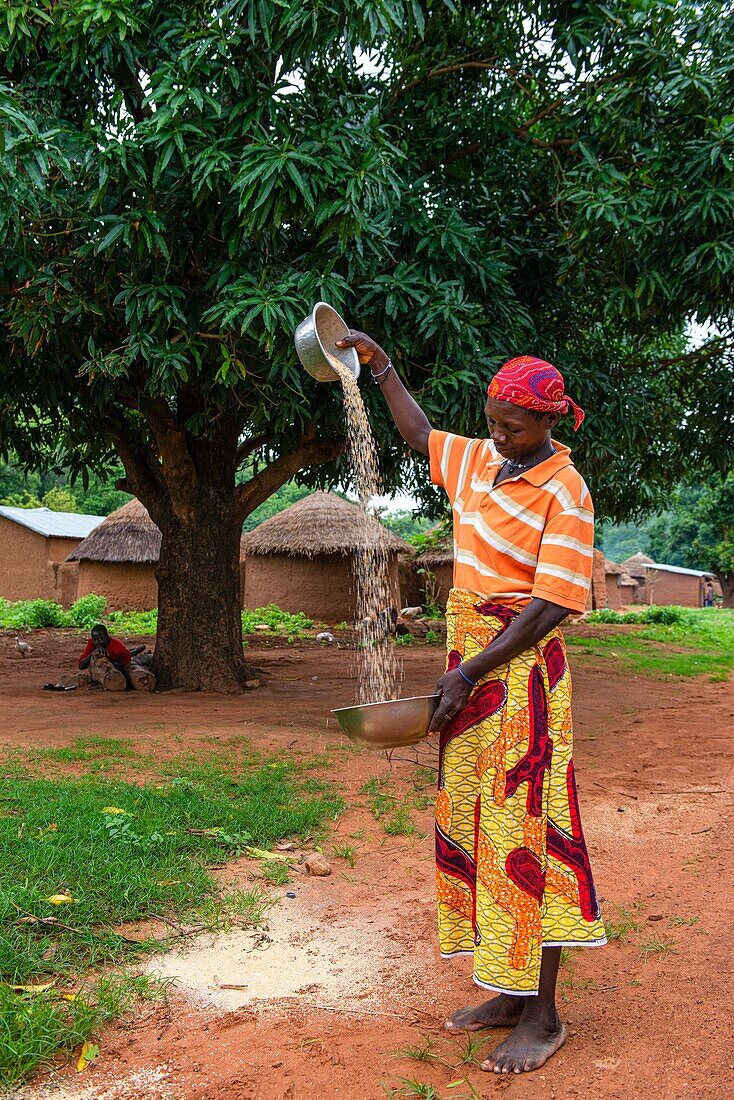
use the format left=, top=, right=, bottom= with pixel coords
left=648, top=479, right=734, bottom=606
left=1, top=1, right=733, bottom=689
left=241, top=481, right=312, bottom=532
left=41, top=486, right=79, bottom=513
left=378, top=509, right=433, bottom=542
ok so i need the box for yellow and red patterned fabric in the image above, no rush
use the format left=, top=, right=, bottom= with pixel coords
left=437, top=589, right=606, bottom=996
left=488, top=356, right=586, bottom=430
left=428, top=431, right=594, bottom=614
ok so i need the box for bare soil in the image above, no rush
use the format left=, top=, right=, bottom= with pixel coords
left=3, top=630, right=733, bottom=1100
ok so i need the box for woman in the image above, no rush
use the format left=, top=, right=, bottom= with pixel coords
left=336, top=334, right=606, bottom=1075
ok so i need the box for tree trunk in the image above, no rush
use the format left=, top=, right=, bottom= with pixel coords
left=153, top=484, right=252, bottom=693
left=717, top=572, right=734, bottom=609
left=115, top=412, right=341, bottom=693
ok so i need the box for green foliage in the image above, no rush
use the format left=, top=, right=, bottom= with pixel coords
left=241, top=604, right=314, bottom=639
left=40, top=486, right=79, bottom=513
left=0, top=594, right=107, bottom=630
left=586, top=606, right=692, bottom=626
left=646, top=475, right=734, bottom=599
left=106, top=607, right=158, bottom=635
left=65, top=594, right=108, bottom=628
left=379, top=509, right=433, bottom=542
left=0, top=597, right=314, bottom=641
left=0, top=598, right=65, bottom=628
left=0, top=0, right=732, bottom=524
left=0, top=456, right=131, bottom=516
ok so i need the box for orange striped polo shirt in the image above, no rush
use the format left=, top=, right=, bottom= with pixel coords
left=429, top=431, right=594, bottom=613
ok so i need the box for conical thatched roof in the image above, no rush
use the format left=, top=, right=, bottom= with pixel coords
left=240, top=491, right=411, bottom=558
left=67, top=499, right=161, bottom=564
left=603, top=558, right=624, bottom=576
left=415, top=534, right=453, bottom=566
left=621, top=552, right=655, bottom=572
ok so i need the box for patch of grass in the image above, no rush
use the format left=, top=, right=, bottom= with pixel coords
left=0, top=974, right=162, bottom=1091
left=604, top=904, right=640, bottom=943
left=454, top=1032, right=490, bottom=1067
left=0, top=752, right=341, bottom=1087
left=396, top=1035, right=441, bottom=1063
left=669, top=915, right=700, bottom=927
left=393, top=1079, right=442, bottom=1099
left=383, top=806, right=415, bottom=837
left=331, top=844, right=357, bottom=868
left=362, top=776, right=396, bottom=819
left=567, top=609, right=734, bottom=680
left=258, top=861, right=291, bottom=886
left=394, top=633, right=414, bottom=647
left=640, top=936, right=678, bottom=959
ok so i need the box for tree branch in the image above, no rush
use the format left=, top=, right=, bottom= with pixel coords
left=236, top=432, right=272, bottom=468
left=235, top=436, right=343, bottom=522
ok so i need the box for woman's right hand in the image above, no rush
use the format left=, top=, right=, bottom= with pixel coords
left=335, top=330, right=389, bottom=372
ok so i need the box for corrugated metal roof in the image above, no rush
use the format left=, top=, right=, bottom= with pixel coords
left=0, top=506, right=104, bottom=539
left=647, top=561, right=714, bottom=578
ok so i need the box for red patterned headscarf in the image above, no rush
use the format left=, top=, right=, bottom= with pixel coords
left=487, top=356, right=585, bottom=431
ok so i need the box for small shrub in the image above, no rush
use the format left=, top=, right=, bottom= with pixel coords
left=634, top=605, right=692, bottom=626
left=395, top=633, right=413, bottom=647
left=586, top=608, right=624, bottom=624
left=65, top=593, right=108, bottom=628
left=107, top=608, right=159, bottom=634
left=0, top=598, right=65, bottom=629
left=241, top=604, right=313, bottom=639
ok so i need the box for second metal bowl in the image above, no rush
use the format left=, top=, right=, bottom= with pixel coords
left=331, top=694, right=440, bottom=751
left=294, top=302, right=360, bottom=383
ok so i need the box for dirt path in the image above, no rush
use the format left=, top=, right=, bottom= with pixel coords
left=3, top=632, right=733, bottom=1100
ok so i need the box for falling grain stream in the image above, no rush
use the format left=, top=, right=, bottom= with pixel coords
left=328, top=357, right=401, bottom=703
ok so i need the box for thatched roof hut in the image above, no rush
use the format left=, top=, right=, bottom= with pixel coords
left=240, top=492, right=410, bottom=621
left=621, top=552, right=655, bottom=574
left=415, top=534, right=453, bottom=567
left=240, top=491, right=408, bottom=558
left=68, top=499, right=160, bottom=563
left=66, top=500, right=161, bottom=611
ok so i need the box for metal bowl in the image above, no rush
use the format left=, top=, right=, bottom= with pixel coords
left=294, top=302, right=360, bottom=383
left=331, top=694, right=440, bottom=751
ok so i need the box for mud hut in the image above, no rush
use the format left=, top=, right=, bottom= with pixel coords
left=0, top=506, right=103, bottom=604
left=239, top=491, right=410, bottom=621
left=603, top=558, right=639, bottom=609
left=67, top=499, right=161, bottom=611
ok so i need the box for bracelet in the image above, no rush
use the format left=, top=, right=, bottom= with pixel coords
left=371, top=358, right=393, bottom=384
left=456, top=663, right=477, bottom=688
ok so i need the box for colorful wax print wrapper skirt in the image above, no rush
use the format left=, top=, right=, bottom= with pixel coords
left=436, top=589, right=606, bottom=995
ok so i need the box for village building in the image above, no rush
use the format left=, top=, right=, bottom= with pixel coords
left=66, top=499, right=161, bottom=612
left=0, top=505, right=102, bottom=604
left=240, top=491, right=410, bottom=621
left=602, top=558, right=639, bottom=610
left=414, top=536, right=454, bottom=611
left=621, top=552, right=721, bottom=607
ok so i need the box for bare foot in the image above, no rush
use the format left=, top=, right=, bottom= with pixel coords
left=444, top=994, right=526, bottom=1032
left=482, top=1016, right=567, bottom=1074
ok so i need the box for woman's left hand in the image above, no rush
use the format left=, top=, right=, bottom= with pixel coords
left=429, top=667, right=474, bottom=733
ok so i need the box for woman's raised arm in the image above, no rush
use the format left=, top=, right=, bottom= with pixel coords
left=336, top=331, right=432, bottom=456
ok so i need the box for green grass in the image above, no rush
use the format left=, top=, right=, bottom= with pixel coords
left=603, top=903, right=641, bottom=942
left=566, top=609, right=734, bottom=680
left=0, top=974, right=162, bottom=1090
left=0, top=596, right=315, bottom=643
left=384, top=806, right=415, bottom=837
left=0, top=742, right=341, bottom=1087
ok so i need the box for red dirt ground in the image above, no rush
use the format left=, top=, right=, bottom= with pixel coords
left=3, top=630, right=733, bottom=1100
